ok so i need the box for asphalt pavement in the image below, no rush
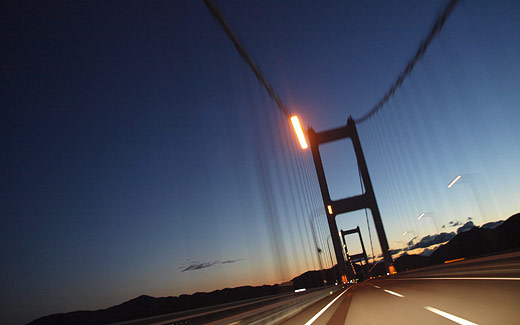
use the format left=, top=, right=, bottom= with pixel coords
left=280, top=252, right=520, bottom=325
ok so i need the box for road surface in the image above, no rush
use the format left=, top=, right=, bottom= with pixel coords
left=281, top=252, right=520, bottom=324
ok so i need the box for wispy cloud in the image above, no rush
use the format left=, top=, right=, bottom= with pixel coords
left=389, top=248, right=403, bottom=256
left=180, top=261, right=218, bottom=272
left=407, top=232, right=456, bottom=250
left=406, top=237, right=418, bottom=246
left=419, top=247, right=435, bottom=257
left=221, top=259, right=241, bottom=264
left=179, top=259, right=241, bottom=272
left=442, top=220, right=462, bottom=229
left=441, top=217, right=473, bottom=229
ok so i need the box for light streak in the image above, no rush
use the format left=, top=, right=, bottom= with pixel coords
left=448, top=175, right=462, bottom=188
left=444, top=257, right=466, bottom=264
left=290, top=116, right=308, bottom=149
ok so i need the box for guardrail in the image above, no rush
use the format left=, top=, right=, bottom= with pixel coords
left=111, top=285, right=344, bottom=325
left=214, top=285, right=344, bottom=325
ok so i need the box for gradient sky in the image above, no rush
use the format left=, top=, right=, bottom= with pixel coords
left=1, top=1, right=519, bottom=324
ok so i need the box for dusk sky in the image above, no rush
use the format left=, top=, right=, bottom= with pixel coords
left=1, top=1, right=519, bottom=324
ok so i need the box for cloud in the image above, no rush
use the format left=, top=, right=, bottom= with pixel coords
left=406, top=237, right=418, bottom=246
left=379, top=249, right=404, bottom=259
left=180, top=259, right=241, bottom=272
left=419, top=248, right=435, bottom=257
left=221, top=259, right=241, bottom=264
left=407, top=232, right=456, bottom=250
left=456, top=221, right=475, bottom=234
left=180, top=261, right=217, bottom=272
left=481, top=220, right=504, bottom=229
left=442, top=218, right=471, bottom=229
left=389, top=248, right=403, bottom=256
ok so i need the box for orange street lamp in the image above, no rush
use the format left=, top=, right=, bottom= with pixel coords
left=290, top=115, right=308, bottom=149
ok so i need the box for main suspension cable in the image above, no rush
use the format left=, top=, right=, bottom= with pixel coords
left=355, top=0, right=460, bottom=124
left=204, top=0, right=290, bottom=118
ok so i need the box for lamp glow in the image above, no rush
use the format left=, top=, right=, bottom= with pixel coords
left=327, top=205, right=333, bottom=215
left=290, top=116, right=308, bottom=149
left=448, top=175, right=462, bottom=188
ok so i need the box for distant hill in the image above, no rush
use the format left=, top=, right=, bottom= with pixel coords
left=28, top=285, right=294, bottom=325
left=393, top=213, right=520, bottom=272
left=29, top=268, right=344, bottom=325
left=392, top=253, right=430, bottom=271
left=430, top=213, right=520, bottom=261
left=291, top=268, right=336, bottom=288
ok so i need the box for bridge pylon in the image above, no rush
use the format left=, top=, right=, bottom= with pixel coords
left=342, top=226, right=370, bottom=280
left=308, top=117, right=393, bottom=282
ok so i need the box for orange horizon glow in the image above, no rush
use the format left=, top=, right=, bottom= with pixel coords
left=290, top=115, right=308, bottom=149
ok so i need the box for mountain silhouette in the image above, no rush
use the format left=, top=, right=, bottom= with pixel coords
left=27, top=285, right=297, bottom=325
left=430, top=213, right=520, bottom=261
left=394, top=213, right=520, bottom=272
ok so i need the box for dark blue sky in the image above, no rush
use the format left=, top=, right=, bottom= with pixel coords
left=1, top=1, right=519, bottom=324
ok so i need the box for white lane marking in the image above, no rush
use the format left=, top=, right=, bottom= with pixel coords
left=424, top=306, right=478, bottom=325
left=373, top=285, right=381, bottom=289
left=383, top=289, right=404, bottom=297
left=396, top=277, right=520, bottom=281
left=304, top=287, right=351, bottom=325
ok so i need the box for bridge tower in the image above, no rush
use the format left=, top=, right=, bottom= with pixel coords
left=342, top=226, right=370, bottom=280
left=308, top=117, right=393, bottom=282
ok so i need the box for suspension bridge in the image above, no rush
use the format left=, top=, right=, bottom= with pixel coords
left=4, top=0, right=520, bottom=324
left=187, top=0, right=520, bottom=323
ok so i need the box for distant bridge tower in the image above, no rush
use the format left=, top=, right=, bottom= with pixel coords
left=342, top=226, right=369, bottom=280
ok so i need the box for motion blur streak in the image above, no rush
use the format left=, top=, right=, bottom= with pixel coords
left=444, top=257, right=466, bottom=264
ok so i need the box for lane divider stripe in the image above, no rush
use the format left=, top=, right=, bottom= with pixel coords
left=383, top=289, right=404, bottom=297
left=424, top=306, right=478, bottom=325
left=304, top=287, right=351, bottom=325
